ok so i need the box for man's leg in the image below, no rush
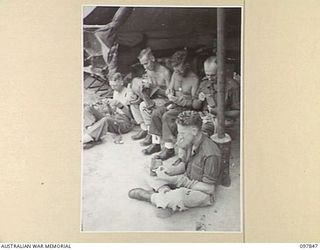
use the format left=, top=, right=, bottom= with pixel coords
left=105, top=115, right=133, bottom=135
left=88, top=106, right=105, bottom=120
left=86, top=117, right=108, bottom=141
left=156, top=108, right=184, bottom=160
left=139, top=101, right=153, bottom=146
left=128, top=187, right=213, bottom=218
left=142, top=106, right=167, bottom=155
left=130, top=104, right=148, bottom=140
left=83, top=117, right=109, bottom=149
left=128, top=174, right=173, bottom=218
left=151, top=187, right=213, bottom=211
left=140, top=99, right=168, bottom=146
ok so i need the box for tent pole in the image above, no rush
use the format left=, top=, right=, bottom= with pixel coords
left=216, top=8, right=226, bottom=139
left=212, top=8, right=232, bottom=187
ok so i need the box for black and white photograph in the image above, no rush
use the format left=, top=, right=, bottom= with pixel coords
left=82, top=6, right=242, bottom=232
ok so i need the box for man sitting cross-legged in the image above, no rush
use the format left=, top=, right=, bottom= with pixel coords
left=83, top=72, right=134, bottom=149
left=128, top=111, right=221, bottom=217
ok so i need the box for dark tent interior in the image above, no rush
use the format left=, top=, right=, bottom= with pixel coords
left=83, top=7, right=241, bottom=77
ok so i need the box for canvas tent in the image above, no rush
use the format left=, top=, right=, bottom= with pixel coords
left=83, top=7, right=241, bottom=76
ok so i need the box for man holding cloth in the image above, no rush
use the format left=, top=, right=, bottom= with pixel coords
left=129, top=111, right=221, bottom=216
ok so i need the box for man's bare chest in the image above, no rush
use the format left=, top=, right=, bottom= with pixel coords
left=173, top=77, right=195, bottom=92
left=147, top=71, right=166, bottom=85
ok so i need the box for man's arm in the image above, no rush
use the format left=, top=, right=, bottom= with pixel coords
left=177, top=155, right=219, bottom=195
left=112, top=93, right=133, bottom=119
left=155, top=170, right=215, bottom=195
left=162, top=161, right=186, bottom=176
left=208, top=107, right=240, bottom=118
left=192, top=81, right=205, bottom=110
left=188, top=181, right=215, bottom=195
left=225, top=110, right=240, bottom=118
left=191, top=76, right=200, bottom=98
left=164, top=68, right=172, bottom=89
left=156, top=69, right=172, bottom=97
left=208, top=79, right=240, bottom=118
left=166, top=72, right=176, bottom=96
left=155, top=155, right=219, bottom=195
left=177, top=175, right=215, bottom=194
left=228, top=79, right=241, bottom=117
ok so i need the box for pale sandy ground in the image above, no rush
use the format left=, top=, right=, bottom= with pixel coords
left=81, top=87, right=241, bottom=232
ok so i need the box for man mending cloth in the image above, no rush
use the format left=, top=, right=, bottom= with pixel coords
left=129, top=111, right=221, bottom=216
left=130, top=48, right=171, bottom=145
left=142, top=50, right=200, bottom=160
left=83, top=72, right=133, bottom=149
left=197, top=56, right=240, bottom=126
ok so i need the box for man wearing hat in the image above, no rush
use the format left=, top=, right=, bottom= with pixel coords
left=130, top=48, right=171, bottom=144
left=142, top=50, right=201, bottom=160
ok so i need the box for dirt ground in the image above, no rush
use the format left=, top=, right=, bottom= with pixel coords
left=81, top=87, right=241, bottom=232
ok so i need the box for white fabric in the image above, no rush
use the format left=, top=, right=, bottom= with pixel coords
left=152, top=135, right=161, bottom=144
left=113, top=87, right=130, bottom=107
left=140, top=123, right=147, bottom=131
left=164, top=142, right=174, bottom=149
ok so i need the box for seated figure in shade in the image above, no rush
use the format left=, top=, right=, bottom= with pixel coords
left=129, top=48, right=172, bottom=144
left=83, top=73, right=134, bottom=149
left=196, top=56, right=240, bottom=134
left=142, top=50, right=201, bottom=161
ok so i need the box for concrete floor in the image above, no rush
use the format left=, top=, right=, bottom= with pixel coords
left=81, top=88, right=241, bottom=232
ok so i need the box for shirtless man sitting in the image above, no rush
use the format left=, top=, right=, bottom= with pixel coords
left=142, top=50, right=200, bottom=161
left=130, top=48, right=171, bottom=145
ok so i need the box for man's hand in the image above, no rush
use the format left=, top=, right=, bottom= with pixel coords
left=141, top=78, right=152, bottom=89
left=165, top=162, right=186, bottom=176
left=163, top=165, right=177, bottom=176
left=198, top=92, right=206, bottom=101
left=167, top=93, right=178, bottom=102
left=107, top=99, right=121, bottom=108
left=127, top=89, right=140, bottom=105
left=155, top=167, right=178, bottom=184
left=166, top=103, right=175, bottom=110
left=208, top=105, right=218, bottom=114
left=165, top=88, right=174, bottom=96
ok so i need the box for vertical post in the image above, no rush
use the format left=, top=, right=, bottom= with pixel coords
left=212, top=8, right=232, bottom=187
left=217, top=8, right=226, bottom=139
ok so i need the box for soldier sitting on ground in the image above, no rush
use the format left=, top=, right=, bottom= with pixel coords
left=128, top=111, right=221, bottom=218
left=83, top=73, right=134, bottom=149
